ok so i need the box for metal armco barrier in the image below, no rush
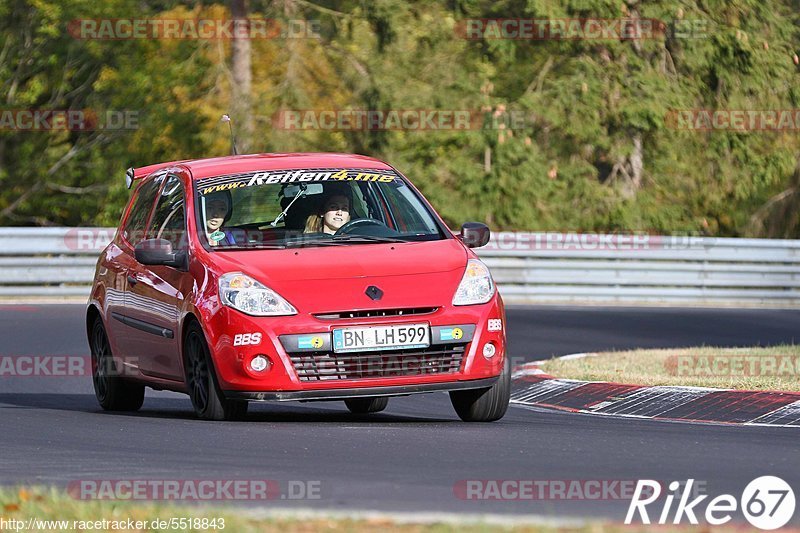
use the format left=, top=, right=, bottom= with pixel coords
left=0, top=228, right=798, bottom=305
left=478, top=232, right=800, bottom=305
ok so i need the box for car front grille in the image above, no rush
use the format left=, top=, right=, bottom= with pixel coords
left=313, top=307, right=438, bottom=320
left=289, top=344, right=466, bottom=382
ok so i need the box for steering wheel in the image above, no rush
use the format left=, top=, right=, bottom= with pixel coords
left=334, top=218, right=385, bottom=236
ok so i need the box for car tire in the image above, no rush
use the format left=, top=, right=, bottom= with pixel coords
left=344, top=397, right=389, bottom=414
left=449, top=355, right=510, bottom=422
left=90, top=317, right=145, bottom=412
left=184, top=322, right=248, bottom=421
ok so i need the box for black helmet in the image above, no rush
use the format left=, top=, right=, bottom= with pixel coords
left=204, top=190, right=233, bottom=223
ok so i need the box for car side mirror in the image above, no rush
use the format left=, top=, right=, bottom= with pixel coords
left=459, top=222, right=491, bottom=248
left=135, top=239, right=188, bottom=270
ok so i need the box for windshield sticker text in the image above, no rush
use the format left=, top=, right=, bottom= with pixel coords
left=199, top=168, right=397, bottom=195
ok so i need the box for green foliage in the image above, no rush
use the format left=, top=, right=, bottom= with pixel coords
left=0, top=0, right=798, bottom=236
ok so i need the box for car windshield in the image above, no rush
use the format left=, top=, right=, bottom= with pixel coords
left=194, top=167, right=445, bottom=249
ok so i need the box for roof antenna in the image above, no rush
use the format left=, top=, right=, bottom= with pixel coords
left=221, top=114, right=238, bottom=155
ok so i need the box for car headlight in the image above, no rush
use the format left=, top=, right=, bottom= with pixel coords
left=219, top=272, right=297, bottom=316
left=452, top=259, right=495, bottom=306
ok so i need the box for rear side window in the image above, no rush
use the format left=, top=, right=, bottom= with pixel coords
left=147, top=175, right=187, bottom=249
left=123, top=175, right=163, bottom=245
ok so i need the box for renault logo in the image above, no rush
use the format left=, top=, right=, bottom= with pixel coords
left=365, top=286, right=383, bottom=301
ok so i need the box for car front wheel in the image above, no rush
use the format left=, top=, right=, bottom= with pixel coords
left=90, top=317, right=145, bottom=412
left=184, top=322, right=248, bottom=421
left=449, top=355, right=510, bottom=422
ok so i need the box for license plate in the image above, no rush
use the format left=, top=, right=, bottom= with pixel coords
left=332, top=323, right=430, bottom=353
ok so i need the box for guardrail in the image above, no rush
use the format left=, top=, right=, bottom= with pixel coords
left=0, top=228, right=798, bottom=305
left=478, top=232, right=800, bottom=305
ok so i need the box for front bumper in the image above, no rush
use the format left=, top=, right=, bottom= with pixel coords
left=224, top=376, right=499, bottom=402
left=205, top=295, right=507, bottom=394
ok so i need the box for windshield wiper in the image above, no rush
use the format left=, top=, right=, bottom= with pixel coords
left=285, top=239, right=344, bottom=248
left=284, top=235, right=407, bottom=248
left=330, top=235, right=409, bottom=243
left=215, top=243, right=288, bottom=250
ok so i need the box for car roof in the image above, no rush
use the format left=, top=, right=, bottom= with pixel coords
left=136, top=153, right=394, bottom=181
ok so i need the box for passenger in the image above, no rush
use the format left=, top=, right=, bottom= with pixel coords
left=204, top=190, right=233, bottom=246
left=304, top=192, right=351, bottom=234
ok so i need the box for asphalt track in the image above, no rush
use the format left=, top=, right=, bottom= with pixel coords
left=0, top=304, right=798, bottom=523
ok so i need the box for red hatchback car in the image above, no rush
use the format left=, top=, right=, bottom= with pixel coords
left=87, top=153, right=509, bottom=421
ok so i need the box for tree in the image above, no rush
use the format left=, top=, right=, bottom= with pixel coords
left=0, top=0, right=798, bottom=236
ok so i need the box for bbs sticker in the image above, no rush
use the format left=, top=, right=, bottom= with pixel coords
left=487, top=319, right=503, bottom=332
left=233, top=333, right=262, bottom=346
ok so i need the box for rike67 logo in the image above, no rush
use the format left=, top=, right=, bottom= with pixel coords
left=626, top=477, right=795, bottom=530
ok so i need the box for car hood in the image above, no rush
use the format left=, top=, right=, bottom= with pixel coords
left=213, top=239, right=469, bottom=312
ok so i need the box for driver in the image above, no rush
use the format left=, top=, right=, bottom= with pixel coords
left=204, top=190, right=234, bottom=246
left=304, top=191, right=351, bottom=234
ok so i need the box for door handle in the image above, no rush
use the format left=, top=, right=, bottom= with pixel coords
left=126, top=274, right=139, bottom=287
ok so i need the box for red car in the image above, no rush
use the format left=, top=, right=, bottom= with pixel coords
left=87, top=153, right=509, bottom=421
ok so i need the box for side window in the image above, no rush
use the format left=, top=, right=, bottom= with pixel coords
left=148, top=175, right=186, bottom=249
left=123, top=175, right=163, bottom=245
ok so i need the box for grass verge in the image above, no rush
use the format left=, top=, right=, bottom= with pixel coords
left=539, top=345, right=800, bottom=391
left=0, top=486, right=763, bottom=533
